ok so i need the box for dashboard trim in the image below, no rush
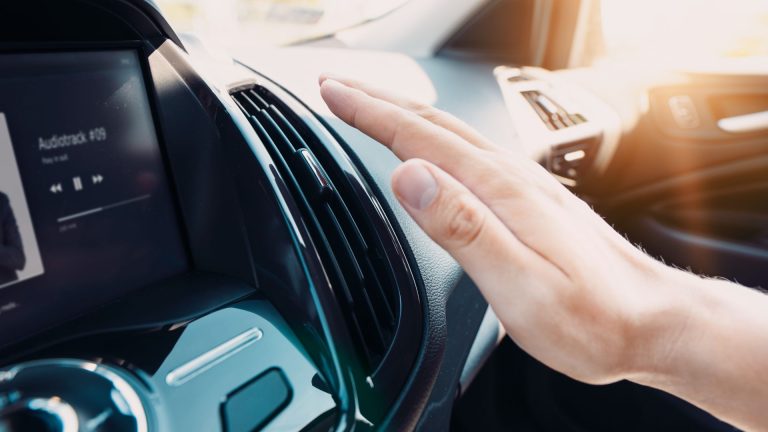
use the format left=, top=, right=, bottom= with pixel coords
left=164, top=327, right=264, bottom=387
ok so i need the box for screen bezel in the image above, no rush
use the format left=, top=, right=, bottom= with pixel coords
left=0, top=41, right=193, bottom=348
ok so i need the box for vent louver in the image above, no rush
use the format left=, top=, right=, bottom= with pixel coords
left=521, top=90, right=587, bottom=130
left=231, top=85, right=399, bottom=370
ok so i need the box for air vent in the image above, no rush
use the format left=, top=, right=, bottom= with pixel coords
left=522, top=90, right=587, bottom=130
left=231, top=86, right=399, bottom=371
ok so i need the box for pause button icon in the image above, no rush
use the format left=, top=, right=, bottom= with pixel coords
left=73, top=176, right=83, bottom=191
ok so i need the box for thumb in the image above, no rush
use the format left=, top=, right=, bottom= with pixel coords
left=391, top=159, right=532, bottom=288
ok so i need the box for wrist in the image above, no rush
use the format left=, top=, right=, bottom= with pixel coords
left=624, top=263, right=705, bottom=387
left=623, top=264, right=768, bottom=430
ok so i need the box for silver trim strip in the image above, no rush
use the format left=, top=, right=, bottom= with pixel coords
left=165, top=327, right=263, bottom=387
left=718, top=110, right=768, bottom=134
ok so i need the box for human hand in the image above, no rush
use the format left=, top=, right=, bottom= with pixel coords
left=318, top=75, right=690, bottom=386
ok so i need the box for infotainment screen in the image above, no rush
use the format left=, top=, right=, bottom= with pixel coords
left=0, top=50, right=187, bottom=347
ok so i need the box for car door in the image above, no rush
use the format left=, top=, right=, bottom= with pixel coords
left=596, top=70, right=768, bottom=289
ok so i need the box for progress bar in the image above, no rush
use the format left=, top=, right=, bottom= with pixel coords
left=57, top=194, right=152, bottom=223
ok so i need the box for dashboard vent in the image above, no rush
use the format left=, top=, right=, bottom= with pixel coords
left=522, top=90, right=586, bottom=130
left=231, top=86, right=398, bottom=370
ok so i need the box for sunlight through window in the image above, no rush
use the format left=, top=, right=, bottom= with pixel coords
left=600, top=0, right=768, bottom=67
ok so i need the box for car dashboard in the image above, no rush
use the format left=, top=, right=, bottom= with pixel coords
left=4, top=0, right=768, bottom=431
left=0, top=1, right=515, bottom=431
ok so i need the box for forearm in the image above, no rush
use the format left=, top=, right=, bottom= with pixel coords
left=633, top=270, right=768, bottom=431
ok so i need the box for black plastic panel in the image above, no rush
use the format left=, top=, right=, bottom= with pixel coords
left=221, top=369, right=292, bottom=432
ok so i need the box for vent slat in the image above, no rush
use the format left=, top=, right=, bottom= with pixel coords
left=269, top=106, right=310, bottom=150
left=257, top=110, right=297, bottom=153
left=318, top=208, right=388, bottom=351
left=324, top=202, right=395, bottom=332
left=247, top=89, right=269, bottom=109
left=521, top=90, right=586, bottom=131
left=322, top=205, right=365, bottom=283
left=237, top=91, right=264, bottom=114
left=364, top=260, right=396, bottom=327
left=248, top=109, right=377, bottom=364
left=247, top=116, right=357, bottom=305
left=329, top=194, right=368, bottom=253
left=356, top=278, right=388, bottom=353
left=233, top=85, right=401, bottom=371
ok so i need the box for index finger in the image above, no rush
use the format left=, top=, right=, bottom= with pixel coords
left=319, top=73, right=498, bottom=150
left=320, top=78, right=487, bottom=171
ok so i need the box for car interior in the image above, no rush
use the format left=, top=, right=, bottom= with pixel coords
left=0, top=0, right=766, bottom=431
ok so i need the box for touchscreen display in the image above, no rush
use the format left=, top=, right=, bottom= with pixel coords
left=0, top=50, right=187, bottom=346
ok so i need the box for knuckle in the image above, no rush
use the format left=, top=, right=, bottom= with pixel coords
left=389, top=113, right=420, bottom=150
left=490, top=158, right=558, bottom=202
left=408, top=101, right=451, bottom=123
left=349, top=104, right=362, bottom=129
left=387, top=114, right=413, bottom=152
left=438, top=193, right=486, bottom=248
left=413, top=103, right=444, bottom=122
left=407, top=99, right=431, bottom=113
left=484, top=162, right=529, bottom=198
left=401, top=110, right=424, bottom=132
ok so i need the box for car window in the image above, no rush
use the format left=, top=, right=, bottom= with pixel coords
left=599, top=0, right=768, bottom=67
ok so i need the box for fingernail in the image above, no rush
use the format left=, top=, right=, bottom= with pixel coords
left=320, top=79, right=347, bottom=96
left=319, top=72, right=346, bottom=86
left=393, top=161, right=438, bottom=210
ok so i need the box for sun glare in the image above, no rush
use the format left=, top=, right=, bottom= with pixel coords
left=156, top=0, right=408, bottom=51
left=600, top=0, right=768, bottom=67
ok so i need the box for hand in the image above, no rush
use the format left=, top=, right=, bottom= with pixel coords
left=318, top=75, right=689, bottom=384
left=319, top=76, right=768, bottom=431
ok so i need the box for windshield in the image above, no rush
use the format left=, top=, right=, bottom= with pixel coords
left=599, top=0, right=768, bottom=68
left=155, top=0, right=408, bottom=51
